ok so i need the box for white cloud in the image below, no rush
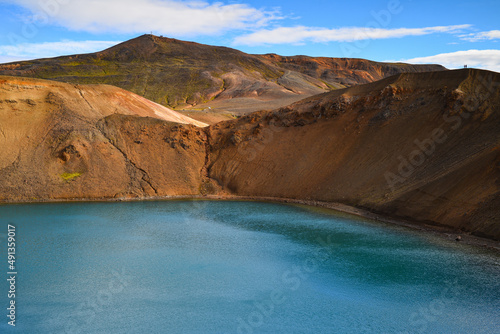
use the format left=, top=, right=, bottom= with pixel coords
left=5, top=0, right=276, bottom=36
left=460, top=30, right=500, bottom=42
left=233, top=24, right=471, bottom=46
left=402, top=49, right=500, bottom=73
left=0, top=55, right=31, bottom=64
left=0, top=40, right=120, bottom=60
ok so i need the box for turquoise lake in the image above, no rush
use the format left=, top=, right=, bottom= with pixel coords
left=0, top=200, right=498, bottom=333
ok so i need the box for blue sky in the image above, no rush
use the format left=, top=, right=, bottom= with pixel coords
left=0, top=0, right=499, bottom=71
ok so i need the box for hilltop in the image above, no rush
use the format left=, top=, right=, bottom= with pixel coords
left=0, top=34, right=445, bottom=116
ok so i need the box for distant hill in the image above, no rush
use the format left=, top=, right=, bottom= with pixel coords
left=0, top=34, right=445, bottom=114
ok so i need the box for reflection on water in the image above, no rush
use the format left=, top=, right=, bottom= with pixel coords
left=0, top=200, right=498, bottom=333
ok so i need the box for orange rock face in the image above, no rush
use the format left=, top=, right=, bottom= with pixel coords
left=0, top=76, right=208, bottom=201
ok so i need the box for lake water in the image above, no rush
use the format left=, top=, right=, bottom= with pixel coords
left=0, top=200, right=498, bottom=333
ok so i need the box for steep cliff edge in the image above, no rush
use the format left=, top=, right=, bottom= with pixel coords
left=208, top=69, right=500, bottom=240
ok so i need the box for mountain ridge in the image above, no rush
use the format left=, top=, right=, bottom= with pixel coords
left=0, top=34, right=446, bottom=114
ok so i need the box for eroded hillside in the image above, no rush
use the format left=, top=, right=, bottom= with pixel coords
left=0, top=76, right=208, bottom=201
left=207, top=69, right=500, bottom=239
left=0, top=70, right=498, bottom=240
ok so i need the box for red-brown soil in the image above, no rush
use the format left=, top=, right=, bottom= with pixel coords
left=0, top=76, right=208, bottom=201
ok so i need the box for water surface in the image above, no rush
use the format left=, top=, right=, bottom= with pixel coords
left=0, top=200, right=498, bottom=333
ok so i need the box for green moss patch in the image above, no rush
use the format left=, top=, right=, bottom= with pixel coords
left=61, top=172, right=82, bottom=181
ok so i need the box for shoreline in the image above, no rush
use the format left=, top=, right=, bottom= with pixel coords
left=1, top=194, right=499, bottom=252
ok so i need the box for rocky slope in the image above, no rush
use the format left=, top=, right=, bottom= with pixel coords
left=0, top=76, right=208, bottom=201
left=207, top=69, right=500, bottom=240
left=0, top=34, right=445, bottom=114
left=0, top=69, right=498, bottom=240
